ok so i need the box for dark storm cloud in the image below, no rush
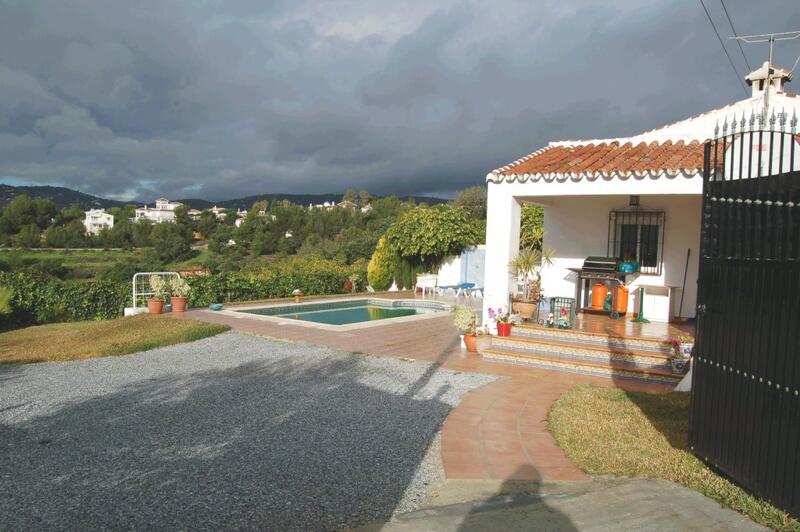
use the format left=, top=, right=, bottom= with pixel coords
left=0, top=0, right=798, bottom=200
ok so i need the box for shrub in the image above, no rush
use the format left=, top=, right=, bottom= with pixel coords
left=0, top=272, right=131, bottom=328
left=386, top=205, right=482, bottom=263
left=367, top=236, right=397, bottom=291
left=187, top=256, right=351, bottom=306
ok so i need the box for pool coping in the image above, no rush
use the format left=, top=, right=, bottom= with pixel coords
left=211, top=297, right=453, bottom=331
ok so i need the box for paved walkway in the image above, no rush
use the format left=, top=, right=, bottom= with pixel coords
left=185, top=304, right=670, bottom=483
left=357, top=478, right=767, bottom=531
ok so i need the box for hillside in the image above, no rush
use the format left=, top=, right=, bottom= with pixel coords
left=1, top=184, right=448, bottom=211
left=0, top=185, right=127, bottom=210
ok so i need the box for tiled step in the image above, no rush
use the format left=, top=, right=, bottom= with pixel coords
left=512, top=323, right=674, bottom=355
left=491, top=335, right=674, bottom=371
left=482, top=347, right=683, bottom=385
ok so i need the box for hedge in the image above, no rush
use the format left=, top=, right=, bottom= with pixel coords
left=189, top=257, right=352, bottom=306
left=1, top=256, right=357, bottom=328
left=0, top=272, right=130, bottom=328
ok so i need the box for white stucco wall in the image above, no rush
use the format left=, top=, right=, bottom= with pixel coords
left=438, top=246, right=486, bottom=287
left=539, top=194, right=701, bottom=319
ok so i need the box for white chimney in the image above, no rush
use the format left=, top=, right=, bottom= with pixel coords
left=745, top=61, right=792, bottom=98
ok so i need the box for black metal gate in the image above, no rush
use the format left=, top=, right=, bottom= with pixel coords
left=691, top=114, right=800, bottom=516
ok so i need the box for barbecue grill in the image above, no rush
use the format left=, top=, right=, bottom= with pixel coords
left=569, top=256, right=635, bottom=318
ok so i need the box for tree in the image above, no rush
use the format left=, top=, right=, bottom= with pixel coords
left=367, top=236, right=398, bottom=290
left=520, top=205, right=544, bottom=250
left=452, top=186, right=487, bottom=220
left=54, top=204, right=85, bottom=226
left=342, top=188, right=357, bottom=203
left=359, top=190, right=371, bottom=206
left=386, top=205, right=483, bottom=263
left=0, top=194, right=56, bottom=234
left=150, top=222, right=191, bottom=262
left=16, top=223, right=42, bottom=248
left=45, top=220, right=89, bottom=248
left=197, top=211, right=218, bottom=238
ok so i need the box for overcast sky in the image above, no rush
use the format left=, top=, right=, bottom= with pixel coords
left=0, top=1, right=798, bottom=201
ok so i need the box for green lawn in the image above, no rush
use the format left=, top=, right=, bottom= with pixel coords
left=0, top=248, right=136, bottom=278
left=0, top=315, right=230, bottom=364
left=548, top=385, right=799, bottom=532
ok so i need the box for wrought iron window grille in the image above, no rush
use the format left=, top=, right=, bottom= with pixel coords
left=607, top=207, right=665, bottom=275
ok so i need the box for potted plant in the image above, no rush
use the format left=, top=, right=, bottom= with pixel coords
left=147, top=275, right=170, bottom=315
left=489, top=307, right=513, bottom=336
left=169, top=276, right=191, bottom=313
left=508, top=247, right=554, bottom=319
left=452, top=304, right=479, bottom=352
left=669, top=335, right=694, bottom=373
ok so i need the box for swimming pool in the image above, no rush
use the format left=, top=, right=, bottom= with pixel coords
left=234, top=299, right=449, bottom=329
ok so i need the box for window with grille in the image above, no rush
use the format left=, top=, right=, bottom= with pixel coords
left=607, top=210, right=665, bottom=275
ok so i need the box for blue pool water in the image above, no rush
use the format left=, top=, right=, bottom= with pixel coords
left=239, top=299, right=444, bottom=325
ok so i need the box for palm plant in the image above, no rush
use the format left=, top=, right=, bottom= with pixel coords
left=508, top=247, right=554, bottom=302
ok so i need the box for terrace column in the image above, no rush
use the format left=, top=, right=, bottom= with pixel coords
left=482, top=180, right=520, bottom=328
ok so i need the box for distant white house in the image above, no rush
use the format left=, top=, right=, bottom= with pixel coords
left=134, top=198, right=182, bottom=223
left=187, top=208, right=202, bottom=220
left=234, top=209, right=247, bottom=227
left=209, top=205, right=227, bottom=220
left=83, top=209, right=114, bottom=235
left=361, top=203, right=373, bottom=214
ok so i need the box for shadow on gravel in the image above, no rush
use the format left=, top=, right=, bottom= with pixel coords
left=0, top=354, right=457, bottom=531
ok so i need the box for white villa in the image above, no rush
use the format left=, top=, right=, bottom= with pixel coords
left=83, top=209, right=114, bottom=235
left=483, top=62, right=800, bottom=324
left=209, top=205, right=227, bottom=220
left=134, top=198, right=182, bottom=223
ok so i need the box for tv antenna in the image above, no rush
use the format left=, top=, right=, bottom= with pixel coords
left=730, top=31, right=800, bottom=118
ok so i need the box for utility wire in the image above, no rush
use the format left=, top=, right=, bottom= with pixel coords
left=789, top=52, right=800, bottom=75
left=698, top=0, right=749, bottom=95
left=719, top=0, right=752, bottom=72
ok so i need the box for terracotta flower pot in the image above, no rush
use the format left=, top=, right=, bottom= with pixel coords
left=147, top=298, right=164, bottom=315
left=463, top=333, right=478, bottom=353
left=496, top=322, right=512, bottom=337
left=171, top=296, right=188, bottom=313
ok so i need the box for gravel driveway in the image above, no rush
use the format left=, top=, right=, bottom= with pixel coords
left=0, top=332, right=494, bottom=531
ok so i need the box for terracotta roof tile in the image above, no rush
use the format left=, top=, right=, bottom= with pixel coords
left=490, top=140, right=705, bottom=181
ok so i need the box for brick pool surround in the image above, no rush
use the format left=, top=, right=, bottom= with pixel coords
left=213, top=297, right=451, bottom=332
left=184, top=295, right=671, bottom=483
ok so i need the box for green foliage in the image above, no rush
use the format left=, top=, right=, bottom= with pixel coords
left=45, top=220, right=90, bottom=248
left=0, top=286, right=12, bottom=315
left=349, top=258, right=369, bottom=292
left=386, top=205, right=482, bottom=263
left=15, top=224, right=42, bottom=248
left=187, top=256, right=351, bottom=306
left=149, top=275, right=171, bottom=299
left=0, top=271, right=131, bottom=327
left=393, top=257, right=428, bottom=291
left=367, top=236, right=397, bottom=291
left=452, top=185, right=487, bottom=220
left=0, top=194, right=57, bottom=235
left=169, top=276, right=191, bottom=297
left=520, top=204, right=544, bottom=250
left=150, top=222, right=192, bottom=262
left=451, top=304, right=477, bottom=334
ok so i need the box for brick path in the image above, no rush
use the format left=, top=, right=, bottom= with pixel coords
left=183, top=302, right=671, bottom=482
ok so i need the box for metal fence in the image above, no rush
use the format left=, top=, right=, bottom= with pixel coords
left=132, top=272, right=181, bottom=309
left=691, top=121, right=800, bottom=516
